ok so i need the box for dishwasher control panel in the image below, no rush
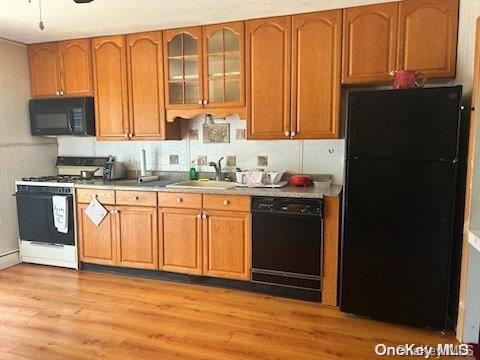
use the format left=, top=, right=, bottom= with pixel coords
left=252, top=197, right=323, bottom=217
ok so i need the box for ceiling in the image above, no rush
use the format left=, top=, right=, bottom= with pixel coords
left=0, top=0, right=396, bottom=44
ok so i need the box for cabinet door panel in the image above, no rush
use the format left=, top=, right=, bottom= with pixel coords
left=342, top=3, right=398, bottom=84
left=159, top=209, right=203, bottom=275
left=203, top=21, right=245, bottom=108
left=58, top=38, right=93, bottom=97
left=92, top=35, right=129, bottom=140
left=246, top=17, right=291, bottom=139
left=163, top=27, right=203, bottom=109
left=77, top=204, right=116, bottom=266
left=28, top=42, right=60, bottom=98
left=292, top=10, right=341, bottom=139
left=116, top=206, right=158, bottom=270
left=127, top=31, right=166, bottom=140
left=203, top=211, right=251, bottom=280
left=398, top=0, right=458, bottom=78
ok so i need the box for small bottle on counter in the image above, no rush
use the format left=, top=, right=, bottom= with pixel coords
left=189, top=160, right=198, bottom=180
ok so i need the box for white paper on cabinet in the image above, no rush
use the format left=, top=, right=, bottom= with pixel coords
left=85, top=197, right=108, bottom=226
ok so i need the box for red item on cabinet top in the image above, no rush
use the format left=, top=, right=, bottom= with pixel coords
left=291, top=175, right=312, bottom=187
left=390, top=69, right=426, bottom=90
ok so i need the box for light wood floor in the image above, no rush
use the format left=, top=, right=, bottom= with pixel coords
left=0, top=264, right=467, bottom=359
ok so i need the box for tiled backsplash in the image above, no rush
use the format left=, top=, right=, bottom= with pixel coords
left=57, top=116, right=345, bottom=184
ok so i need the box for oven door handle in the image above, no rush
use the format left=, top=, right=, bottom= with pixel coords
left=13, top=193, right=72, bottom=200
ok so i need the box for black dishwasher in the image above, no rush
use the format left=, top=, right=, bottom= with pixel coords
left=252, top=197, right=323, bottom=296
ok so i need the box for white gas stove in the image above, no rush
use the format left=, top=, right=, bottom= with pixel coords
left=15, top=156, right=116, bottom=269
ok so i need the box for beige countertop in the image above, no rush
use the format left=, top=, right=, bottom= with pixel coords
left=74, top=179, right=342, bottom=199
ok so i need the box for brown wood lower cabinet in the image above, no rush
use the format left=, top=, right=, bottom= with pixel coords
left=77, top=201, right=158, bottom=270
left=78, top=191, right=251, bottom=280
left=158, top=208, right=203, bottom=275
left=202, top=210, right=251, bottom=281
left=116, top=206, right=158, bottom=270
left=77, top=203, right=117, bottom=266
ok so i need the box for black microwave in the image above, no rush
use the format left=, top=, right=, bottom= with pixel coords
left=29, top=97, right=95, bottom=136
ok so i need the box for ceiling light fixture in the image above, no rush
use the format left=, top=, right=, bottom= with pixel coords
left=28, top=0, right=45, bottom=30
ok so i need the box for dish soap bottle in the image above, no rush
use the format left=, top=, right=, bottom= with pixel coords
left=189, top=160, right=198, bottom=180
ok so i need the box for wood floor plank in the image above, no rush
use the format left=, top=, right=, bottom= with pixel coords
left=0, top=264, right=470, bottom=359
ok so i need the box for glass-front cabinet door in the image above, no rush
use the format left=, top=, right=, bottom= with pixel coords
left=203, top=22, right=245, bottom=108
left=164, top=27, right=203, bottom=109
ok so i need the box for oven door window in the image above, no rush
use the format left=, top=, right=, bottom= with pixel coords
left=15, top=193, right=75, bottom=246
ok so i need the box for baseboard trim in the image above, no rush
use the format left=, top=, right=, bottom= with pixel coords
left=81, top=262, right=322, bottom=302
left=0, top=251, right=20, bottom=270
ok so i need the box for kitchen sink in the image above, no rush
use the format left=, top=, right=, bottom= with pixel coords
left=166, top=180, right=236, bottom=190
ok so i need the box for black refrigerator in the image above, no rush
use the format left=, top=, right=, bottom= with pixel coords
left=341, top=86, right=468, bottom=330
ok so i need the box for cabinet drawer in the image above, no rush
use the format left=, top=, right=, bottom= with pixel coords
left=203, top=194, right=251, bottom=212
left=116, top=190, right=157, bottom=206
left=158, top=192, right=202, bottom=209
left=76, top=189, right=115, bottom=205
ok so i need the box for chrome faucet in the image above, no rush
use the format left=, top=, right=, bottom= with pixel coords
left=208, top=157, right=224, bottom=181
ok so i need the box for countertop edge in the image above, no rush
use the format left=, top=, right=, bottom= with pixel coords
left=74, top=182, right=343, bottom=199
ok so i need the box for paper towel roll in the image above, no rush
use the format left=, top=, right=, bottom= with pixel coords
left=137, top=175, right=160, bottom=184
left=140, top=149, right=147, bottom=177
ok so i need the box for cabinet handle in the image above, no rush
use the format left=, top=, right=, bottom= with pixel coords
left=177, top=198, right=183, bottom=203
left=284, top=131, right=290, bottom=137
left=203, top=99, right=208, bottom=105
left=60, top=90, right=64, bottom=96
left=291, top=131, right=296, bottom=137
left=129, top=133, right=133, bottom=138
left=222, top=200, right=229, bottom=206
left=197, top=213, right=202, bottom=219
left=198, top=100, right=203, bottom=105
left=55, top=91, right=60, bottom=96
left=202, top=214, right=207, bottom=219
left=134, top=196, right=139, bottom=200
left=124, top=134, right=129, bottom=139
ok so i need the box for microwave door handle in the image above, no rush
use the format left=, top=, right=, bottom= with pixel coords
left=68, top=109, right=74, bottom=132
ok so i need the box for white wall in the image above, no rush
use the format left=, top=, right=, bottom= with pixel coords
left=58, top=117, right=345, bottom=184
left=0, top=39, right=57, bottom=264
left=452, top=0, right=480, bottom=344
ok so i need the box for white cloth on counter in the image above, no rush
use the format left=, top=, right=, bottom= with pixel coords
left=244, top=170, right=264, bottom=187
left=85, top=197, right=108, bottom=226
left=52, top=195, right=68, bottom=233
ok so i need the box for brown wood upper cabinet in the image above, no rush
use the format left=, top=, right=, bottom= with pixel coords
left=397, top=0, right=458, bottom=78
left=126, top=31, right=180, bottom=140
left=92, top=35, right=129, bottom=140
left=93, top=33, right=180, bottom=141
left=164, top=26, right=204, bottom=109
left=342, top=3, right=399, bottom=85
left=247, top=13, right=341, bottom=140
left=246, top=16, right=291, bottom=140
left=203, top=22, right=245, bottom=108
left=291, top=10, right=342, bottom=139
left=163, top=23, right=245, bottom=112
left=28, top=39, right=93, bottom=98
